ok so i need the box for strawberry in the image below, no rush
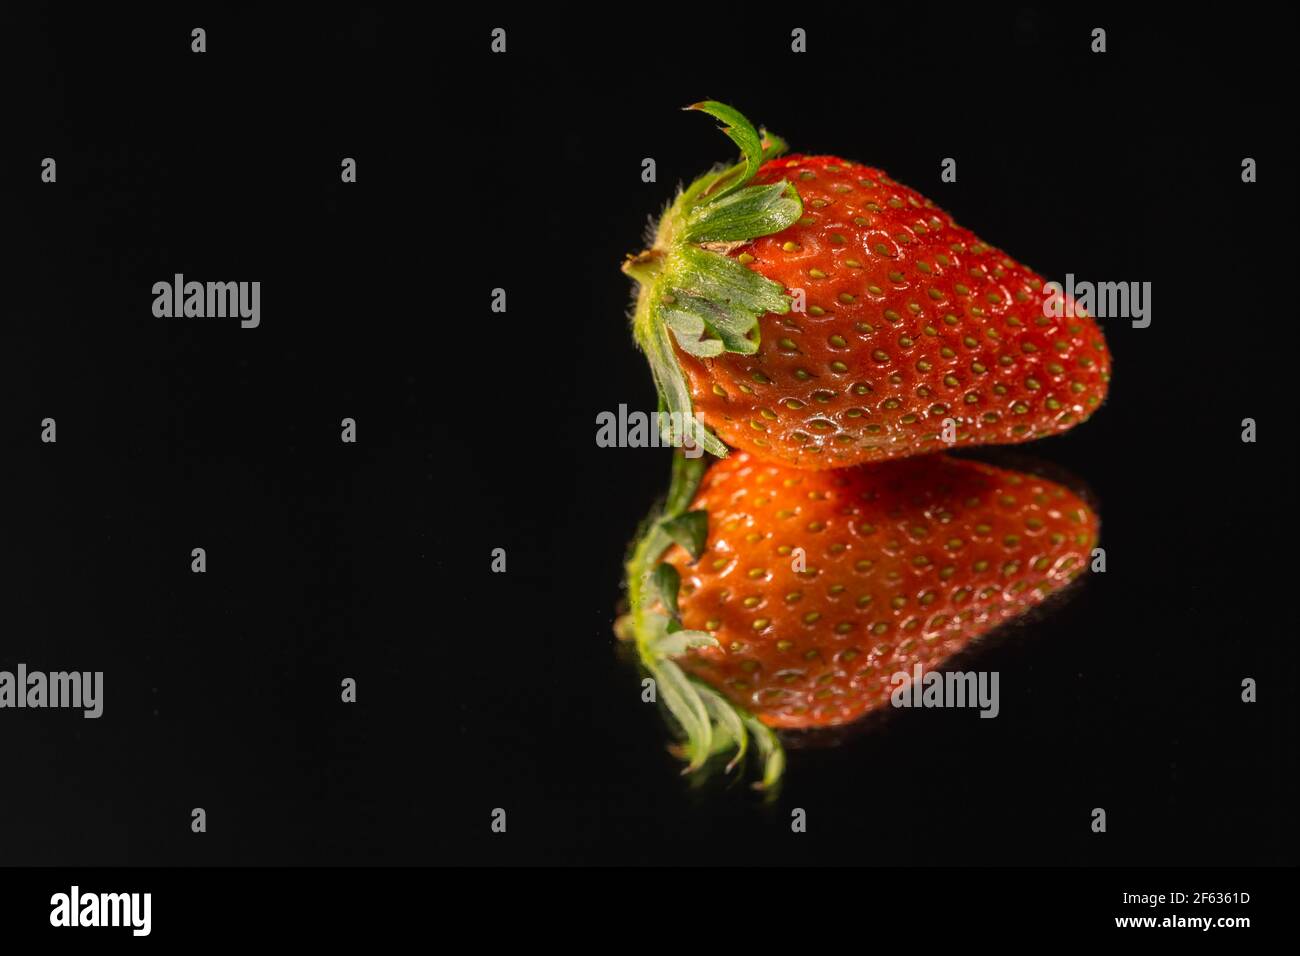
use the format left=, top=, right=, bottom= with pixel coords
left=623, top=102, right=1111, bottom=469
left=620, top=451, right=1099, bottom=786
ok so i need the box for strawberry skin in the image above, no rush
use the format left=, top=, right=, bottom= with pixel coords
left=625, top=104, right=1111, bottom=469
left=681, top=155, right=1111, bottom=468
left=658, top=452, right=1098, bottom=729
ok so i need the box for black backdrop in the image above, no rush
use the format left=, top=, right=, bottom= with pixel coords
left=3, top=6, right=1296, bottom=868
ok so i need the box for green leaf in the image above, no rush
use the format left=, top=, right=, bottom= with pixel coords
left=760, top=128, right=788, bottom=161
left=665, top=452, right=709, bottom=518
left=743, top=714, right=785, bottom=790
left=650, top=628, right=719, bottom=658
left=654, top=659, right=713, bottom=771
left=660, top=303, right=726, bottom=358
left=660, top=292, right=758, bottom=356
left=704, top=726, right=738, bottom=757
left=655, top=243, right=792, bottom=360
left=682, top=181, right=802, bottom=244
left=685, top=101, right=763, bottom=202
left=676, top=243, right=791, bottom=318
left=638, top=318, right=729, bottom=459
left=696, top=683, right=749, bottom=773
left=651, top=562, right=680, bottom=620
left=660, top=509, right=708, bottom=560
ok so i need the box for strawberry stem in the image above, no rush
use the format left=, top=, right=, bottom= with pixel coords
left=623, top=102, right=803, bottom=461
left=622, top=451, right=787, bottom=789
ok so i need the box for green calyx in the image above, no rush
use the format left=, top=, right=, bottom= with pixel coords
left=617, top=451, right=786, bottom=789
left=623, top=102, right=803, bottom=460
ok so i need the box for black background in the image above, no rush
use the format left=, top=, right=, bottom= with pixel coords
left=2, top=6, right=1295, bottom=868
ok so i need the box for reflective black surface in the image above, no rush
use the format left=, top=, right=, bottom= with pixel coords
left=4, top=7, right=1296, bottom=865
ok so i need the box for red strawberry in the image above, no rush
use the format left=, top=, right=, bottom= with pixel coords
left=623, top=102, right=1111, bottom=469
left=620, top=451, right=1099, bottom=785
